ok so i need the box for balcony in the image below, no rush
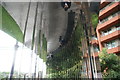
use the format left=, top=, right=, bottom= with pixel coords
left=101, top=26, right=120, bottom=36
left=97, top=13, right=120, bottom=30
left=90, top=37, right=98, bottom=45
left=100, top=1, right=110, bottom=9
left=90, top=39, right=98, bottom=45
left=107, top=46, right=120, bottom=54
left=99, top=2, right=119, bottom=20
left=101, top=30, right=120, bottom=42
left=104, top=38, right=120, bottom=54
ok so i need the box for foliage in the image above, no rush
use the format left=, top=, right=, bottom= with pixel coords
left=48, top=61, right=82, bottom=78
left=46, top=21, right=84, bottom=78
left=39, top=34, right=47, bottom=62
left=0, top=72, right=9, bottom=79
left=0, top=5, right=23, bottom=43
left=0, top=71, right=26, bottom=79
left=91, top=13, right=98, bottom=28
left=98, top=48, right=120, bottom=79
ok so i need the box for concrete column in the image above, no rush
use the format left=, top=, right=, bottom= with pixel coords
left=96, top=28, right=103, bottom=51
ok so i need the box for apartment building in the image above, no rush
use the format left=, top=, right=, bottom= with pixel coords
left=91, top=1, right=120, bottom=57
left=89, top=1, right=120, bottom=78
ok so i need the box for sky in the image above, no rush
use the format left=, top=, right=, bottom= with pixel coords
left=0, top=30, right=46, bottom=77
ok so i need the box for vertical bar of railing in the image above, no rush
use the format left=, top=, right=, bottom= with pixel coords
left=38, top=72, right=39, bottom=80
left=32, top=2, right=39, bottom=78
left=31, top=2, right=38, bottom=51
left=9, top=41, right=18, bottom=80
left=18, top=1, right=31, bottom=78
left=29, top=2, right=39, bottom=79
left=23, top=1, right=31, bottom=43
left=91, top=45, right=98, bottom=78
left=24, top=74, right=26, bottom=80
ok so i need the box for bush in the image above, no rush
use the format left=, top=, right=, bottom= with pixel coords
left=98, top=48, right=120, bottom=79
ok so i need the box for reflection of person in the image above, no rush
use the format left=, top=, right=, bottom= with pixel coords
left=61, top=0, right=71, bottom=11
left=59, top=36, right=63, bottom=46
left=59, top=36, right=62, bottom=42
left=59, top=36, right=66, bottom=47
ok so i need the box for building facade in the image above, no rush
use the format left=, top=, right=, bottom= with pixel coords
left=90, top=1, right=120, bottom=78
left=91, top=1, right=120, bottom=58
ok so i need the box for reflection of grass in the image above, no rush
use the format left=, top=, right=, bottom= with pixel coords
left=49, top=61, right=82, bottom=78
left=41, top=49, right=47, bottom=62
left=47, top=21, right=84, bottom=78
left=42, top=34, right=47, bottom=62
left=1, top=6, right=23, bottom=43
left=37, top=32, right=47, bottom=62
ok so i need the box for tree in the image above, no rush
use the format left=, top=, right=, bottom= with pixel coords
left=98, top=48, right=120, bottom=79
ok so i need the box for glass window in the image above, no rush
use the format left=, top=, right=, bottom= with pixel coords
left=118, top=39, right=120, bottom=46
left=117, top=26, right=120, bottom=30
left=112, top=13, right=116, bottom=17
left=101, top=24, right=120, bottom=37
left=111, top=27, right=116, bottom=32
left=101, top=32, right=104, bottom=36
left=108, top=16, right=112, bottom=20
left=104, top=32, right=108, bottom=36
left=108, top=28, right=112, bottom=34
left=107, top=43, right=112, bottom=49
left=105, top=39, right=120, bottom=49
left=111, top=41, right=116, bottom=48
left=115, top=39, right=119, bottom=47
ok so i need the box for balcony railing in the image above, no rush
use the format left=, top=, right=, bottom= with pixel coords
left=100, top=2, right=115, bottom=12
left=99, top=11, right=120, bottom=24
left=104, top=39, right=120, bottom=49
left=101, top=26, right=120, bottom=36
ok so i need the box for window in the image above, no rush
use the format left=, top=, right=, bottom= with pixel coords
left=111, top=27, right=116, bottom=32
left=91, top=36, right=97, bottom=40
left=111, top=41, right=116, bottom=48
left=117, top=26, right=120, bottom=30
left=106, top=43, right=112, bottom=49
left=101, top=24, right=120, bottom=36
left=105, top=39, right=120, bottom=49
left=104, top=30, right=108, bottom=36
left=108, top=28, right=112, bottom=34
